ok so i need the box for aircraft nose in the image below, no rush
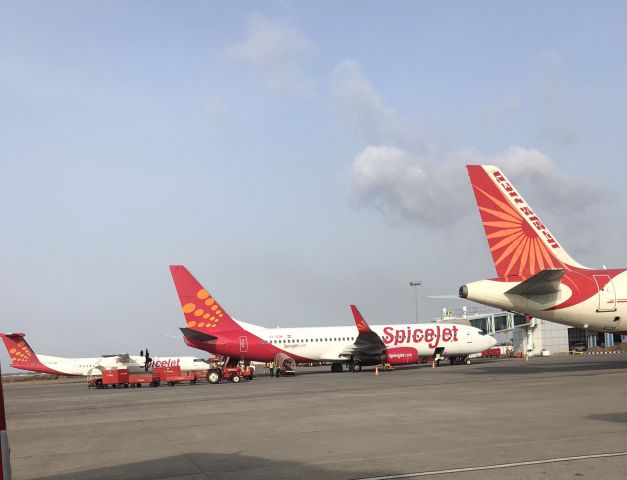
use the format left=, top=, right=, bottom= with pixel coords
left=488, top=336, right=497, bottom=348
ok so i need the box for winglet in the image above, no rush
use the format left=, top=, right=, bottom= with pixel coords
left=350, top=305, right=373, bottom=333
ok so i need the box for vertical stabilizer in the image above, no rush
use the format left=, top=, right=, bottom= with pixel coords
left=466, top=165, right=587, bottom=277
left=0, top=333, right=57, bottom=373
left=169, top=265, right=243, bottom=334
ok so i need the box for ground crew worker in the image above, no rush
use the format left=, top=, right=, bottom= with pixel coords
left=269, top=361, right=274, bottom=377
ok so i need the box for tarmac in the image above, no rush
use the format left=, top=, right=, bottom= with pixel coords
left=4, top=354, right=627, bottom=480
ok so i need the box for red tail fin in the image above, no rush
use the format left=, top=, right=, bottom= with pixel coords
left=169, top=265, right=242, bottom=334
left=350, top=305, right=373, bottom=334
left=466, top=165, right=586, bottom=277
left=0, top=333, right=41, bottom=369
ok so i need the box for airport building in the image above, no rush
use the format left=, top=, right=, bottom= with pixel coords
left=438, top=307, right=627, bottom=355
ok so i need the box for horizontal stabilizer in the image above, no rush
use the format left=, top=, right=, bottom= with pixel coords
left=506, top=268, right=565, bottom=296
left=179, top=328, right=217, bottom=342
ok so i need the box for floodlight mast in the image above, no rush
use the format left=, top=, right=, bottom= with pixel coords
left=409, top=281, right=422, bottom=323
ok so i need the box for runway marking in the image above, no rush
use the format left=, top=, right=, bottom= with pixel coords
left=353, top=451, right=627, bottom=479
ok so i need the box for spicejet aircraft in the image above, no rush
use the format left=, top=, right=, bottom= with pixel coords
left=0, top=333, right=211, bottom=376
left=459, top=164, right=627, bottom=334
left=170, top=265, right=496, bottom=371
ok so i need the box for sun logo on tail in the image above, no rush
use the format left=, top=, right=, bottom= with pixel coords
left=475, top=186, right=564, bottom=277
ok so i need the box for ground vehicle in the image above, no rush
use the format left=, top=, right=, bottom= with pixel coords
left=89, top=369, right=160, bottom=389
left=274, top=353, right=296, bottom=376
left=205, top=358, right=253, bottom=384
left=571, top=342, right=588, bottom=353
left=89, top=367, right=199, bottom=388
left=153, top=366, right=199, bottom=386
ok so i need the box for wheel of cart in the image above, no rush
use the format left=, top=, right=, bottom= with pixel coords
left=206, top=369, right=222, bottom=384
left=231, top=374, right=241, bottom=383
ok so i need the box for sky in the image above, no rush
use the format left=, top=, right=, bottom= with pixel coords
left=1, top=1, right=627, bottom=368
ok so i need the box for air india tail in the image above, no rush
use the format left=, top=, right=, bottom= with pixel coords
left=169, top=265, right=242, bottom=335
left=0, top=333, right=47, bottom=372
left=466, top=165, right=588, bottom=277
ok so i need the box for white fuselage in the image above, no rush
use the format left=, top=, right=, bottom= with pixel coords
left=236, top=321, right=496, bottom=361
left=36, top=355, right=211, bottom=376
left=463, top=273, right=627, bottom=333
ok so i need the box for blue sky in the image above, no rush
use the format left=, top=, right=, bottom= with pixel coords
left=1, top=1, right=626, bottom=366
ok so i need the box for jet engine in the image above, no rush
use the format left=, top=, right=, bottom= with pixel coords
left=383, top=347, right=419, bottom=365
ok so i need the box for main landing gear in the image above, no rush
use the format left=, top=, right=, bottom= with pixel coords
left=346, top=361, right=362, bottom=372
left=448, top=356, right=472, bottom=366
left=331, top=362, right=344, bottom=373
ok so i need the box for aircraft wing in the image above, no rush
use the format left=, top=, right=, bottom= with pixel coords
left=339, top=305, right=386, bottom=357
left=505, top=268, right=565, bottom=296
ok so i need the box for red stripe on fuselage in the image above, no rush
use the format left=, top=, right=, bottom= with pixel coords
left=183, top=330, right=316, bottom=363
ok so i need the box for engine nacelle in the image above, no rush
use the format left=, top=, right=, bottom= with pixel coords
left=384, top=347, right=419, bottom=365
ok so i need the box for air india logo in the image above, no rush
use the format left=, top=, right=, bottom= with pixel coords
left=181, top=289, right=225, bottom=329
left=474, top=170, right=564, bottom=276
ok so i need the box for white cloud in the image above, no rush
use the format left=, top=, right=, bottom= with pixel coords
left=338, top=60, right=604, bottom=228
left=226, top=13, right=313, bottom=97
left=331, top=60, right=432, bottom=153
left=349, top=145, right=466, bottom=226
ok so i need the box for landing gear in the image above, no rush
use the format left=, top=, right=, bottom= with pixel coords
left=448, top=356, right=471, bottom=365
left=351, top=363, right=362, bottom=373
left=331, top=362, right=344, bottom=373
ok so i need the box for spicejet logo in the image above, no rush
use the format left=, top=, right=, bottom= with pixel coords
left=388, top=352, right=413, bottom=359
left=149, top=359, right=181, bottom=368
left=382, top=325, right=458, bottom=349
left=492, top=170, right=559, bottom=249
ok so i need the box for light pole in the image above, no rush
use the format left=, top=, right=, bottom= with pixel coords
left=409, top=281, right=422, bottom=323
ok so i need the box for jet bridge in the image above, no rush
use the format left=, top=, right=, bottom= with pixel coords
left=438, top=307, right=536, bottom=354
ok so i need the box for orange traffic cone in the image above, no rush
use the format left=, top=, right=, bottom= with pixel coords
left=525, top=354, right=529, bottom=362
left=374, top=366, right=379, bottom=376
left=432, top=360, right=436, bottom=368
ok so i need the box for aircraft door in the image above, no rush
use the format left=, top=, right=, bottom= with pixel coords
left=239, top=336, right=248, bottom=353
left=466, top=331, right=472, bottom=343
left=593, top=275, right=617, bottom=312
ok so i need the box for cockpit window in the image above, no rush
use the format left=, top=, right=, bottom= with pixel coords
left=194, top=359, right=209, bottom=363
left=477, top=330, right=486, bottom=336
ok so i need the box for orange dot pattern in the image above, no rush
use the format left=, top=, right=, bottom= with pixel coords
left=9, top=339, right=34, bottom=364
left=183, top=288, right=226, bottom=329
